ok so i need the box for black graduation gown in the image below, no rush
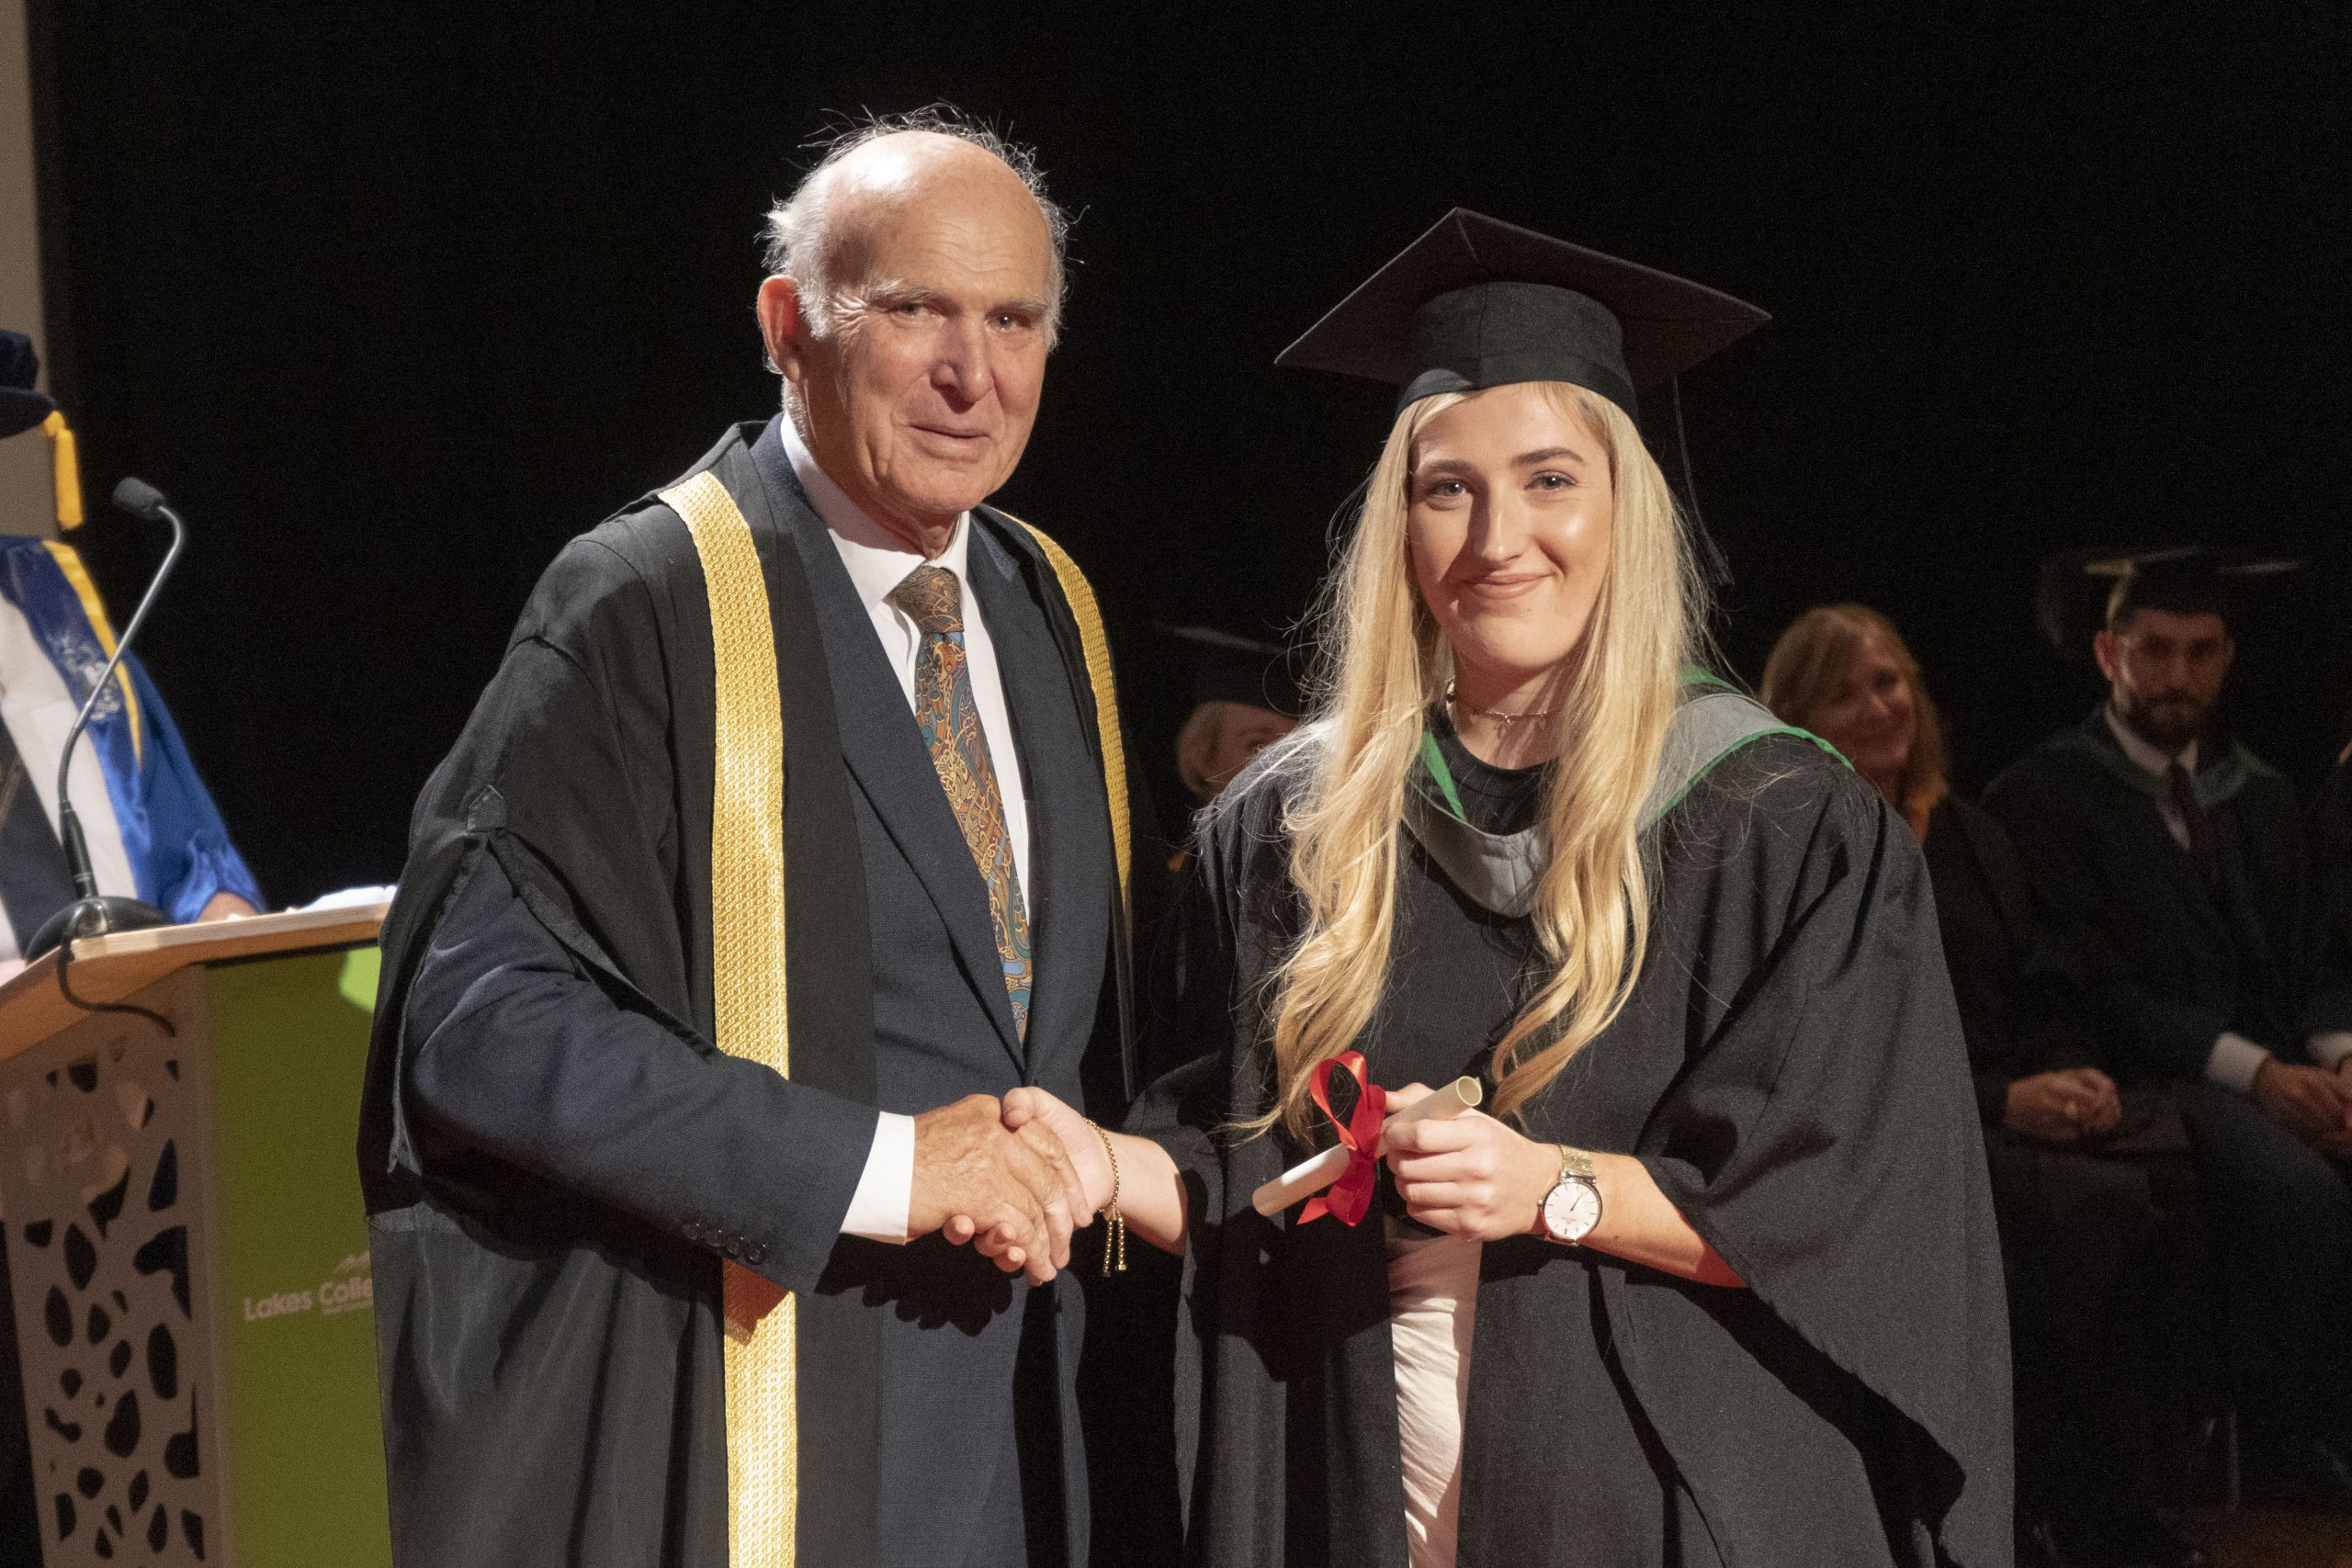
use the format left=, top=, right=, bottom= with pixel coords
left=1984, top=709, right=2350, bottom=1078
left=356, top=423, right=1130, bottom=1566
left=1133, top=728, right=2012, bottom=1567
left=2312, top=756, right=2352, bottom=1029
left=1921, top=796, right=2203, bottom=1517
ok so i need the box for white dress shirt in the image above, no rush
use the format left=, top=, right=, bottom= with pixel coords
left=2101, top=706, right=2352, bottom=1087
left=781, top=418, right=1035, bottom=1242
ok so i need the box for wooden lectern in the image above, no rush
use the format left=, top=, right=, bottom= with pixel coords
left=0, top=904, right=392, bottom=1567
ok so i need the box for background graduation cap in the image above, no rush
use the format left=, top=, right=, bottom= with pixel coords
left=2, top=330, right=85, bottom=529
left=1160, top=622, right=1307, bottom=718
left=1, top=329, right=58, bottom=439
left=1275, top=209, right=1769, bottom=583
left=2034, top=544, right=2305, bottom=659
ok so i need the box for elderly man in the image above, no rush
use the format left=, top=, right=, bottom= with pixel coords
left=359, top=113, right=1134, bottom=1568
left=1988, top=553, right=2352, bottom=1506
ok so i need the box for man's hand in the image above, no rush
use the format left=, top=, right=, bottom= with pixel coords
left=2251, top=1058, right=2352, bottom=1149
left=2003, top=1068, right=2121, bottom=1143
left=910, top=1094, right=1081, bottom=1285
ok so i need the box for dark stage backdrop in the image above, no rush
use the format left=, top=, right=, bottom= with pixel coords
left=24, top=4, right=2351, bottom=906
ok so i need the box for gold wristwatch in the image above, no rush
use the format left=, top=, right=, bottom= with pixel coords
left=1537, top=1145, right=1602, bottom=1244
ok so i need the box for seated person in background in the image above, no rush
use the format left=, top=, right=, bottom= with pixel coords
left=1767, top=604, right=2206, bottom=1568
left=0, top=331, right=260, bottom=975
left=1168, top=624, right=1303, bottom=810
left=1137, top=623, right=1304, bottom=1080
left=1985, top=555, right=2352, bottom=1504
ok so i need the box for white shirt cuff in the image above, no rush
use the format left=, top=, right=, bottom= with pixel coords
left=2204, top=1032, right=2273, bottom=1095
left=840, top=1111, right=915, bottom=1243
left=2310, top=1031, right=2352, bottom=1073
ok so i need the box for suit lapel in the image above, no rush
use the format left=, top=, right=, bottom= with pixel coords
left=967, top=518, right=1108, bottom=1083
left=746, top=423, right=1025, bottom=1067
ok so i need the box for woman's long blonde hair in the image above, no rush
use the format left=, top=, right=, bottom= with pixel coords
left=1758, top=604, right=1948, bottom=840
left=1258, top=382, right=1709, bottom=1135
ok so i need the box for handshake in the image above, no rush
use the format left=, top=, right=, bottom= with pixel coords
left=909, top=1088, right=1113, bottom=1285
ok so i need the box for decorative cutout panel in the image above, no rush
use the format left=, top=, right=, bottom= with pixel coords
left=3, top=983, right=213, bottom=1566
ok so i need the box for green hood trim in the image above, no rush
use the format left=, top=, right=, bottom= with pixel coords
left=2054, top=709, right=2279, bottom=810
left=1406, top=682, right=1840, bottom=916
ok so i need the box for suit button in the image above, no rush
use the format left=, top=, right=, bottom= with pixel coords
left=746, top=1243, right=768, bottom=1265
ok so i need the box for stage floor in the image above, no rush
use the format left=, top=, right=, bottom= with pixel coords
left=2187, top=1507, right=2352, bottom=1567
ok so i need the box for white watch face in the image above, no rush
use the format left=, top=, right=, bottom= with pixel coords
left=1543, top=1179, right=1601, bottom=1242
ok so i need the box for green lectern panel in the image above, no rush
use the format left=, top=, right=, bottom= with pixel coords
left=205, top=948, right=388, bottom=1566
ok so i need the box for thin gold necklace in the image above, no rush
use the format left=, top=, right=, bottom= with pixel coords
left=1445, top=681, right=1557, bottom=740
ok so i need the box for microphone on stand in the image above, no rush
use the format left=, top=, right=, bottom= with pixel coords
left=23, top=477, right=188, bottom=961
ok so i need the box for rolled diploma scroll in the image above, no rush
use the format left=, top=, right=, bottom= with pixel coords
left=1250, top=1075, right=1485, bottom=1218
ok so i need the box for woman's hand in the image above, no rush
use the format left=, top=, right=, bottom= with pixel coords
left=1000, top=1087, right=1192, bottom=1256
left=2002, top=1067, right=2120, bottom=1143
left=1000, top=1087, right=1114, bottom=1216
left=1382, top=1082, right=1557, bottom=1242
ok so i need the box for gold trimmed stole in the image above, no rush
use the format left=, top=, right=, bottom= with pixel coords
left=1009, top=517, right=1132, bottom=908
left=661, top=471, right=797, bottom=1567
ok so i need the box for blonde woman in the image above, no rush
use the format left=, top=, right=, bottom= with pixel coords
left=1005, top=214, right=2010, bottom=1567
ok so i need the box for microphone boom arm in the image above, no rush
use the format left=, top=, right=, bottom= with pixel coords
left=24, top=479, right=188, bottom=961
left=54, top=498, right=185, bottom=897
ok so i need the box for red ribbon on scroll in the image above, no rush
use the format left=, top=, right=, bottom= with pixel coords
left=1298, top=1050, right=1388, bottom=1226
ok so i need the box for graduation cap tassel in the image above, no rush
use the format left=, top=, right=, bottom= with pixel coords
left=41, top=411, right=84, bottom=529
left=1663, top=377, right=1733, bottom=592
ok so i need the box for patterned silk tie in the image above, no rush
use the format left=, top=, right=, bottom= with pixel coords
left=891, top=563, right=1034, bottom=1037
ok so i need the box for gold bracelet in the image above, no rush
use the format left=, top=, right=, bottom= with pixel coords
left=1084, top=1117, right=1126, bottom=1275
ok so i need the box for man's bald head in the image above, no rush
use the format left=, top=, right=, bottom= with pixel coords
left=753, top=107, right=1066, bottom=554
left=763, top=108, right=1069, bottom=348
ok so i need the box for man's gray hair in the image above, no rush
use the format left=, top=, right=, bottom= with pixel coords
left=762, top=105, right=1070, bottom=351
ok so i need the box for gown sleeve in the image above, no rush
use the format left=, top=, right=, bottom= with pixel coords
left=1122, top=754, right=1307, bottom=1546
left=370, top=536, right=879, bottom=1295
left=1628, top=754, right=2012, bottom=1565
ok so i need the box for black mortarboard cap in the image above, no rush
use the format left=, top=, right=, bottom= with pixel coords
left=1275, top=209, right=1770, bottom=418
left=2035, top=544, right=2302, bottom=658
left=1, top=331, right=58, bottom=440
left=1161, top=624, right=1306, bottom=717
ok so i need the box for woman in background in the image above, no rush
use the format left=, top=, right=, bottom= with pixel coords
left=1766, top=604, right=2208, bottom=1568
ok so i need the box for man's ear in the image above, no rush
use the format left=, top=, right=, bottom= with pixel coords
left=2092, top=627, right=2120, bottom=683
left=756, top=276, right=808, bottom=385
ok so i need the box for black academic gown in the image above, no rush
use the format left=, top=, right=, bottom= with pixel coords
left=1135, top=728, right=2012, bottom=1567
left=2312, top=755, right=2352, bottom=1030
left=1921, top=795, right=2204, bottom=1519
left=357, top=420, right=1133, bottom=1568
left=1984, top=709, right=2349, bottom=1079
